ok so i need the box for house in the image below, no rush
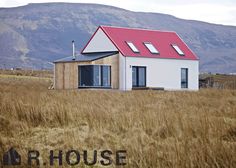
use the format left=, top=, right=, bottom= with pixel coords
left=54, top=26, right=199, bottom=91
left=3, top=147, right=21, bottom=165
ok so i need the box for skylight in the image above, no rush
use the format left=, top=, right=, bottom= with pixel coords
left=126, top=41, right=139, bottom=53
left=172, top=44, right=185, bottom=56
left=144, top=42, right=159, bottom=54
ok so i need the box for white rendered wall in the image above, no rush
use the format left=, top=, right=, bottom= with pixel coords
left=119, top=53, right=126, bottom=90
left=120, top=55, right=199, bottom=91
left=83, top=28, right=118, bottom=53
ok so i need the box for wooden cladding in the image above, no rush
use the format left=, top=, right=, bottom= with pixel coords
left=54, top=54, right=119, bottom=89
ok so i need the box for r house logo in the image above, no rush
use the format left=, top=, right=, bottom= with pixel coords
left=2, top=148, right=127, bottom=166
left=2, top=148, right=21, bottom=166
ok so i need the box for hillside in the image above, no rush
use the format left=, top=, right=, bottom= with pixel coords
left=0, top=3, right=236, bottom=73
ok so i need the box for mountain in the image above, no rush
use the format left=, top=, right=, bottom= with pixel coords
left=0, top=3, right=236, bottom=73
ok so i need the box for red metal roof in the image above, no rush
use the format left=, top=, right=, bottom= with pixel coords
left=83, top=26, right=198, bottom=60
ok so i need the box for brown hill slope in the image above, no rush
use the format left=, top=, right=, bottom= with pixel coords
left=0, top=3, right=236, bottom=73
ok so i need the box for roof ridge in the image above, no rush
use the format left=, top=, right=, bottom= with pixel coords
left=100, top=25, right=176, bottom=33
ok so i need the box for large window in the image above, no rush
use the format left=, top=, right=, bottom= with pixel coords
left=132, top=66, right=146, bottom=87
left=79, top=65, right=111, bottom=88
left=181, top=68, right=188, bottom=88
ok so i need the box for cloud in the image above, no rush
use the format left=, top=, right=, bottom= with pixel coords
left=2, top=0, right=20, bottom=7
left=147, top=3, right=236, bottom=25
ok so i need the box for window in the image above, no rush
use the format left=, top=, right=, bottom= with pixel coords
left=181, top=68, right=188, bottom=88
left=144, top=42, right=159, bottom=54
left=126, top=41, right=139, bottom=53
left=132, top=66, right=146, bottom=87
left=172, top=44, right=185, bottom=56
left=101, top=66, right=111, bottom=87
left=80, top=65, right=94, bottom=86
left=93, top=65, right=101, bottom=86
left=79, top=65, right=111, bottom=88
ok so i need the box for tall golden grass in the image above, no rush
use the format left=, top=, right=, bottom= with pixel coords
left=0, top=75, right=235, bottom=167
left=0, top=69, right=53, bottom=78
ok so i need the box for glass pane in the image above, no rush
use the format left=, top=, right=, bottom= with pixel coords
left=138, top=67, right=146, bottom=87
left=93, top=65, right=101, bottom=86
left=181, top=68, right=188, bottom=88
left=144, top=43, right=159, bottom=54
left=126, top=42, right=139, bottom=53
left=172, top=44, right=185, bottom=56
left=102, top=66, right=111, bottom=87
left=80, top=66, right=93, bottom=86
left=132, top=67, right=137, bottom=86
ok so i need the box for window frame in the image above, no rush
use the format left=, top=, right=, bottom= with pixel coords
left=132, top=66, right=146, bottom=88
left=101, top=66, right=111, bottom=87
left=126, top=41, right=140, bottom=53
left=79, top=65, right=111, bottom=88
left=172, top=44, right=185, bottom=56
left=181, top=68, right=188, bottom=89
left=143, top=42, right=159, bottom=54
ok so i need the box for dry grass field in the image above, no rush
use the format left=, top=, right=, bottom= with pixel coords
left=0, top=69, right=53, bottom=78
left=0, top=72, right=236, bottom=167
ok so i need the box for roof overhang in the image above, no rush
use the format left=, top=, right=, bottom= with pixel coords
left=53, top=51, right=118, bottom=63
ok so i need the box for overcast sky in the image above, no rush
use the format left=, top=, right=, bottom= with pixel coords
left=1, top=0, right=236, bottom=26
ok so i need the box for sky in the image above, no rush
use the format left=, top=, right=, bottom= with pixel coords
left=0, top=0, right=236, bottom=26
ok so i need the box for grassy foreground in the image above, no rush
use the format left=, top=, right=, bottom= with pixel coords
left=0, top=75, right=236, bottom=167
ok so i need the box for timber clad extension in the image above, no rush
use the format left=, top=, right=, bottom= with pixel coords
left=54, top=53, right=119, bottom=89
left=54, top=26, right=199, bottom=91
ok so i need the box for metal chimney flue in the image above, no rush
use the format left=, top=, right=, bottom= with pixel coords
left=72, top=40, right=75, bottom=60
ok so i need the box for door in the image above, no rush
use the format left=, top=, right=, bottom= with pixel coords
left=132, top=66, right=146, bottom=87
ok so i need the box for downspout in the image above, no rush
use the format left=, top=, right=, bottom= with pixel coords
left=53, top=63, right=55, bottom=89
left=125, top=56, right=127, bottom=91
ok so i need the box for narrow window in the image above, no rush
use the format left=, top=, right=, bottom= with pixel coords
left=172, top=44, right=185, bottom=56
left=181, top=68, right=188, bottom=88
left=144, top=42, right=159, bottom=54
left=101, top=66, right=111, bottom=87
left=93, top=65, right=101, bottom=86
left=126, top=41, right=139, bottom=53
